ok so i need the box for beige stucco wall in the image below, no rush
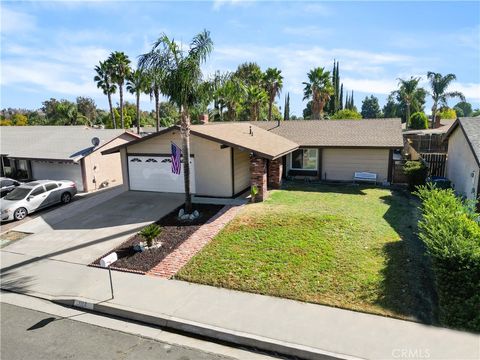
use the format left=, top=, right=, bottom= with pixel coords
left=125, top=129, right=234, bottom=197
left=233, top=148, right=250, bottom=194
left=447, top=127, right=479, bottom=200
left=83, top=134, right=134, bottom=192
left=322, top=148, right=390, bottom=182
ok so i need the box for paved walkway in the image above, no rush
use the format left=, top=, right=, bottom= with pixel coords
left=1, top=249, right=478, bottom=360
left=148, top=205, right=244, bottom=278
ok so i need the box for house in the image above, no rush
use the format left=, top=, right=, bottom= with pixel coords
left=103, top=119, right=403, bottom=201
left=402, top=119, right=456, bottom=154
left=0, top=126, right=139, bottom=192
left=445, top=118, right=480, bottom=201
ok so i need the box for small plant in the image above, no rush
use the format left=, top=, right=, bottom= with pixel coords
left=403, top=160, right=428, bottom=191
left=250, top=185, right=259, bottom=202
left=139, top=224, right=162, bottom=247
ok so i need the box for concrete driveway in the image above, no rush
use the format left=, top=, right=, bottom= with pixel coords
left=1, top=191, right=183, bottom=265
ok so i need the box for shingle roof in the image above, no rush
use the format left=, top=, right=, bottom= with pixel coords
left=447, top=118, right=480, bottom=165
left=0, top=126, right=137, bottom=162
left=252, top=119, right=404, bottom=148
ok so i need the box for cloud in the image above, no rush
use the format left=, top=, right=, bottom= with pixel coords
left=0, top=7, right=36, bottom=34
left=449, top=82, right=480, bottom=102
left=342, top=78, right=398, bottom=95
left=283, top=26, right=332, bottom=37
left=212, top=0, right=253, bottom=11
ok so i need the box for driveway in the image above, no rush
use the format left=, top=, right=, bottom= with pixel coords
left=1, top=191, right=183, bottom=265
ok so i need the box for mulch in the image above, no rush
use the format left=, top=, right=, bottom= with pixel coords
left=90, top=204, right=224, bottom=273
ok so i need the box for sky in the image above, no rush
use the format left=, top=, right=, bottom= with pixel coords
left=1, top=0, right=479, bottom=118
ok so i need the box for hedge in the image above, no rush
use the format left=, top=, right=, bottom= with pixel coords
left=409, top=112, right=429, bottom=129
left=416, top=186, right=480, bottom=332
left=403, top=161, right=428, bottom=191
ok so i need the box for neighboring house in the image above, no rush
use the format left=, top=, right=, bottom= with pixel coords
left=0, top=126, right=139, bottom=192
left=403, top=119, right=456, bottom=154
left=445, top=118, right=480, bottom=201
left=104, top=119, right=403, bottom=201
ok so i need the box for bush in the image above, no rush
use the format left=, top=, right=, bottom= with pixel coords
left=415, top=186, right=480, bottom=331
left=437, top=108, right=457, bottom=120
left=330, top=109, right=362, bottom=120
left=139, top=224, right=162, bottom=247
left=409, top=112, right=428, bottom=129
left=403, top=161, right=428, bottom=191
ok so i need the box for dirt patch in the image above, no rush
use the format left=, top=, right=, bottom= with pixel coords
left=91, top=204, right=224, bottom=273
left=0, top=231, right=31, bottom=248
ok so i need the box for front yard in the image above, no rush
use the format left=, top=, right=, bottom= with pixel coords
left=177, top=183, right=437, bottom=322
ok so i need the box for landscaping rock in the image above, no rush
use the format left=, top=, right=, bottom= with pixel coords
left=133, top=243, right=145, bottom=253
left=189, top=214, right=195, bottom=220
left=193, top=210, right=200, bottom=218
left=178, top=209, right=185, bottom=217
left=181, top=214, right=190, bottom=220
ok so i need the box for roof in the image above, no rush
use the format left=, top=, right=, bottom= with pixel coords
left=0, top=126, right=139, bottom=162
left=253, top=118, right=404, bottom=148
left=446, top=118, right=480, bottom=166
left=103, top=123, right=299, bottom=160
left=403, top=119, right=456, bottom=135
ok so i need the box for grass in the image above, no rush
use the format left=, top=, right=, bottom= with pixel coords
left=177, top=183, right=437, bottom=323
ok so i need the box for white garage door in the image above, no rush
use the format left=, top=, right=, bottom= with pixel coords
left=128, top=155, right=195, bottom=193
left=31, top=161, right=84, bottom=191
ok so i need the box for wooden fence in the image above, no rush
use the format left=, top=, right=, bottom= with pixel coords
left=405, top=133, right=448, bottom=153
left=420, top=153, right=447, bottom=177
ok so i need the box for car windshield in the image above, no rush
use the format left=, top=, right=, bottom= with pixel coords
left=4, top=187, right=31, bottom=201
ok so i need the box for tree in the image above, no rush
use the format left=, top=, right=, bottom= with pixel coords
left=217, top=77, right=245, bottom=121
left=76, top=97, right=97, bottom=124
left=331, top=109, right=362, bottom=120
left=303, top=100, right=312, bottom=120
left=263, top=67, right=283, bottom=122
left=395, top=77, right=426, bottom=125
left=233, top=62, right=263, bottom=87
left=327, top=60, right=342, bottom=114
left=245, top=85, right=267, bottom=121
left=158, top=102, right=179, bottom=127
left=382, top=94, right=398, bottom=118
left=139, top=30, right=213, bottom=213
left=284, top=92, right=290, bottom=120
left=108, top=51, right=131, bottom=128
left=453, top=101, right=472, bottom=117
left=302, top=67, right=333, bottom=120
left=409, top=112, right=428, bottom=129
left=361, top=95, right=382, bottom=119
left=344, top=90, right=356, bottom=111
left=94, top=60, right=117, bottom=128
left=11, top=113, right=28, bottom=126
left=127, top=68, right=149, bottom=134
left=437, top=108, right=457, bottom=120
left=427, top=72, right=465, bottom=127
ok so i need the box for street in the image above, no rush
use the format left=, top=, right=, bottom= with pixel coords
left=0, top=301, right=275, bottom=360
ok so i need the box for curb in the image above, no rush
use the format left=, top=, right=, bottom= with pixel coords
left=53, top=297, right=360, bottom=360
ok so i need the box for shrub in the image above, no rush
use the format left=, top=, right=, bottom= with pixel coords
left=415, top=186, right=480, bottom=331
left=409, top=112, right=428, bottom=129
left=330, top=109, right=362, bottom=120
left=437, top=108, right=457, bottom=120
left=250, top=185, right=259, bottom=202
left=139, top=224, right=162, bottom=247
left=403, top=161, right=428, bottom=191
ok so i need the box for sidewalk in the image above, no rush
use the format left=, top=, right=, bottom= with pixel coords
left=1, top=250, right=479, bottom=360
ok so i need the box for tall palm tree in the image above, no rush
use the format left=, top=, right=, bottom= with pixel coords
left=94, top=60, right=117, bottom=128
left=263, top=68, right=283, bottom=121
left=126, top=69, right=149, bottom=134
left=218, top=77, right=245, bottom=121
left=396, top=77, right=424, bottom=126
left=108, top=51, right=131, bottom=129
left=139, top=30, right=213, bottom=212
left=302, top=67, right=333, bottom=120
left=427, top=72, right=465, bottom=128
left=141, top=67, right=165, bottom=132
left=246, top=85, right=267, bottom=121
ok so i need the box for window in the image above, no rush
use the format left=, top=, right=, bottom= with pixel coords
left=291, top=149, right=318, bottom=170
left=146, top=158, right=158, bottom=163
left=31, top=186, right=45, bottom=197
left=1, top=180, right=13, bottom=187
left=130, top=158, right=142, bottom=162
left=45, top=183, right=58, bottom=191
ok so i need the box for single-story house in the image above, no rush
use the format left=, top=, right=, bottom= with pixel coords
left=103, top=119, right=403, bottom=201
left=0, top=126, right=139, bottom=192
left=445, top=118, right=480, bottom=201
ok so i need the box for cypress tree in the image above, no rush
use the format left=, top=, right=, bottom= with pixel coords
left=328, top=60, right=336, bottom=114
left=283, top=92, right=290, bottom=120
left=339, top=83, right=344, bottom=110
left=351, top=90, right=354, bottom=109
left=335, top=61, right=340, bottom=111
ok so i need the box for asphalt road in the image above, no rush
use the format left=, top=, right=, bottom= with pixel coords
left=0, top=303, right=236, bottom=360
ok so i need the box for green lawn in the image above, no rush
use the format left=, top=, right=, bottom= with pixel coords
left=177, top=183, right=437, bottom=322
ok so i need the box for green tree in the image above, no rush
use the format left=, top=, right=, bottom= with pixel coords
left=437, top=108, right=457, bottom=120
left=127, top=68, right=149, bottom=134
left=345, top=90, right=356, bottom=111
left=217, top=77, right=246, bottom=121
left=263, top=67, right=283, bottom=122
left=361, top=95, right=382, bottom=118
left=303, top=67, right=334, bottom=120
left=139, top=30, right=213, bottom=212
left=327, top=60, right=342, bottom=114
left=158, top=102, right=179, bottom=127
left=76, top=97, right=97, bottom=124
left=94, top=60, right=117, bottom=128
left=409, top=112, right=428, bottom=129
left=233, top=62, right=263, bottom=87
left=108, top=51, right=131, bottom=128
left=245, top=85, right=268, bottom=121
left=395, top=77, right=426, bottom=125
left=284, top=92, right=290, bottom=120
left=427, top=72, right=465, bottom=128
left=331, top=109, right=362, bottom=120
left=303, top=100, right=312, bottom=120
left=382, top=94, right=399, bottom=118
left=453, top=101, right=472, bottom=117
left=11, top=113, right=28, bottom=126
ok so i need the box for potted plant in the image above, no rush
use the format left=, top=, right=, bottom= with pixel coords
left=139, top=224, right=162, bottom=248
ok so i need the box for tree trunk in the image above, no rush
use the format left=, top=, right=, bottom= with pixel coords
left=431, top=102, right=437, bottom=129
left=406, top=102, right=411, bottom=128
left=119, top=83, right=124, bottom=128
left=180, top=105, right=193, bottom=213
left=268, top=98, right=273, bottom=122
left=107, top=93, right=116, bottom=129
left=155, top=87, right=160, bottom=132
left=136, top=92, right=140, bottom=135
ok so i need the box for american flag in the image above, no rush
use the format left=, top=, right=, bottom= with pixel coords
left=171, top=142, right=182, bottom=175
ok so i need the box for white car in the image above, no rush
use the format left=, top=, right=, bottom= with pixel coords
left=1, top=180, right=77, bottom=221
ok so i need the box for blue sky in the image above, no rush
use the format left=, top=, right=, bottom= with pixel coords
left=1, top=0, right=479, bottom=117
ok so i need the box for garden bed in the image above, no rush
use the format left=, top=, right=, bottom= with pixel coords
left=91, top=204, right=224, bottom=273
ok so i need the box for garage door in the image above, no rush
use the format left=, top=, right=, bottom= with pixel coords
left=322, top=148, right=389, bottom=182
left=31, top=161, right=84, bottom=191
left=128, top=155, right=195, bottom=193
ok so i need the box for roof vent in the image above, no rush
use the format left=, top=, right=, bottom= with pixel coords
left=249, top=126, right=253, bottom=136
left=91, top=137, right=100, bottom=147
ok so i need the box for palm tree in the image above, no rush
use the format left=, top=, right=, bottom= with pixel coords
left=126, top=69, right=149, bottom=134
left=396, top=77, right=424, bottom=126
left=141, top=67, right=165, bottom=132
left=427, top=72, right=465, bottom=127
left=246, top=85, right=267, bottom=121
left=139, top=30, right=213, bottom=213
left=302, top=67, right=333, bottom=120
left=263, top=68, right=283, bottom=121
left=94, top=60, right=117, bottom=128
left=218, top=77, right=245, bottom=121
left=108, top=51, right=131, bottom=128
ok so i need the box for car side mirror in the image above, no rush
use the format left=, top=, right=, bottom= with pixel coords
left=27, top=195, right=33, bottom=201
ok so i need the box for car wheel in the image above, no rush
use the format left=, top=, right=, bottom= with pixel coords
left=14, top=207, right=28, bottom=221
left=61, top=192, right=72, bottom=204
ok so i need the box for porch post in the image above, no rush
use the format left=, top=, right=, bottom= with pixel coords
left=268, top=157, right=283, bottom=189
left=250, top=155, right=268, bottom=202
